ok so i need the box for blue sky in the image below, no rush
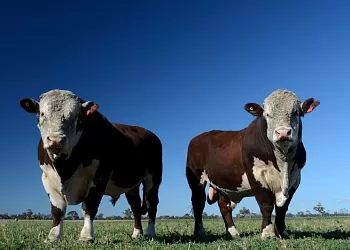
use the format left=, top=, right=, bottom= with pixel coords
left=1, top=0, right=349, bottom=217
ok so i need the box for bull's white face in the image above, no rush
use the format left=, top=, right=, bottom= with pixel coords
left=263, top=91, right=301, bottom=152
left=244, top=89, right=320, bottom=154
left=20, top=89, right=98, bottom=162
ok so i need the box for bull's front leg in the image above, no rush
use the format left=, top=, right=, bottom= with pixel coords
left=79, top=172, right=109, bottom=242
left=42, top=172, right=67, bottom=243
left=45, top=193, right=67, bottom=242
left=254, top=188, right=277, bottom=239
left=274, top=187, right=297, bottom=239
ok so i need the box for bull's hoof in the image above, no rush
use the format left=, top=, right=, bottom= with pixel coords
left=78, top=237, right=95, bottom=243
left=132, top=228, right=143, bottom=239
left=44, top=238, right=59, bottom=244
left=45, top=227, right=62, bottom=243
left=194, top=225, right=206, bottom=240
left=227, top=226, right=240, bottom=238
left=144, top=222, right=156, bottom=240
left=277, top=229, right=290, bottom=239
left=261, top=224, right=278, bottom=240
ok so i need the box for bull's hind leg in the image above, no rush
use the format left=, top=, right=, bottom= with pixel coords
left=217, top=194, right=240, bottom=238
left=186, top=167, right=206, bottom=237
left=142, top=165, right=162, bottom=239
left=125, top=185, right=143, bottom=239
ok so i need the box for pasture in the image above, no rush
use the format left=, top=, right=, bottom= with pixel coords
left=1, top=217, right=350, bottom=249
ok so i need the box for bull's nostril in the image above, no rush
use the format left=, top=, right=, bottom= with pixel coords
left=47, top=136, right=52, bottom=141
left=287, top=129, right=291, bottom=136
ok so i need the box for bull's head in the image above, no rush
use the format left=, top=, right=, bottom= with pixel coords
left=244, top=89, right=320, bottom=154
left=19, top=89, right=99, bottom=162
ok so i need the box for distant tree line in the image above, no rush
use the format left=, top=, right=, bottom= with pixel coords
left=1, top=202, right=348, bottom=220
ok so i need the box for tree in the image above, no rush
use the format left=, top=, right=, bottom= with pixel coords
left=238, top=207, right=251, bottom=218
left=339, top=208, right=348, bottom=215
left=123, top=208, right=133, bottom=219
left=296, top=211, right=305, bottom=217
left=67, top=211, right=79, bottom=220
left=313, top=202, right=325, bottom=216
left=25, top=209, right=33, bottom=220
left=96, top=213, right=104, bottom=220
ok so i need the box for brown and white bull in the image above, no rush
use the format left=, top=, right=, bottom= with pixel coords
left=19, top=89, right=163, bottom=242
left=185, top=89, right=320, bottom=239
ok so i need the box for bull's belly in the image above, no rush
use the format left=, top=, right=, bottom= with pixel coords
left=104, top=179, right=141, bottom=198
left=226, top=189, right=254, bottom=203
left=62, top=178, right=93, bottom=205
left=201, top=170, right=254, bottom=203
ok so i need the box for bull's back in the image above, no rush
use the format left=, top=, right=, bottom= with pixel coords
left=187, top=129, right=247, bottom=189
left=112, top=123, right=162, bottom=150
left=112, top=123, right=162, bottom=178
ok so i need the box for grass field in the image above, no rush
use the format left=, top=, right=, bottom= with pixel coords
left=1, top=217, right=350, bottom=249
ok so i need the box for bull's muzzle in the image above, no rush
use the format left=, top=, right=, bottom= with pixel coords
left=274, top=127, right=292, bottom=141
left=45, top=135, right=66, bottom=149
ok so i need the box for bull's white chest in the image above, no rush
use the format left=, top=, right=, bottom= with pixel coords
left=62, top=160, right=99, bottom=205
left=40, top=160, right=99, bottom=206
left=252, top=157, right=301, bottom=207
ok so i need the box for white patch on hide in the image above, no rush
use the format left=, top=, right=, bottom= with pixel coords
left=236, top=173, right=251, bottom=191
left=61, top=159, right=99, bottom=205
left=41, top=164, right=67, bottom=211
left=252, top=156, right=300, bottom=207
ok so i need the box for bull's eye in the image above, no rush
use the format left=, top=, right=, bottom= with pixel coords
left=40, top=112, right=44, bottom=117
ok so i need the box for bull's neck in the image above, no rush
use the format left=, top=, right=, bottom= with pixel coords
left=274, top=145, right=297, bottom=163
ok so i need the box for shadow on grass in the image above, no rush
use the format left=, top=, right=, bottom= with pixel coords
left=153, top=232, right=234, bottom=244
left=291, top=230, right=350, bottom=240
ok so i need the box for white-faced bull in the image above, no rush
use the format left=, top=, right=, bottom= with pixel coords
left=185, top=89, right=320, bottom=239
left=19, top=89, right=163, bottom=242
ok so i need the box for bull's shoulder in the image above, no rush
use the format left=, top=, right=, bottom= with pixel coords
left=242, top=117, right=277, bottom=166
left=111, top=123, right=161, bottom=146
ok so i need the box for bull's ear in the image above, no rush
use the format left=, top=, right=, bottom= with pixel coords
left=81, top=101, right=99, bottom=116
left=301, top=98, right=320, bottom=114
left=244, top=103, right=264, bottom=117
left=19, top=98, right=39, bottom=114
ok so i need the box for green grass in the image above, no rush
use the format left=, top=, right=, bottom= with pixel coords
left=1, top=217, right=350, bottom=249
